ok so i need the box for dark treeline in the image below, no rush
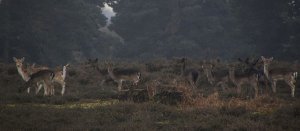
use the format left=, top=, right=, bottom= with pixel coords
left=0, top=0, right=299, bottom=65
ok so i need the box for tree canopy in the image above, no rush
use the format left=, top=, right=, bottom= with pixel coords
left=1, top=0, right=299, bottom=65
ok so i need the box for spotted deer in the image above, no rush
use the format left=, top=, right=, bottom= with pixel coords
left=29, top=64, right=70, bottom=96
left=14, top=57, right=69, bottom=96
left=13, top=57, right=51, bottom=95
left=228, top=64, right=259, bottom=98
left=20, top=70, right=55, bottom=96
left=202, top=62, right=229, bottom=91
left=107, top=62, right=141, bottom=91
left=261, top=56, right=298, bottom=97
left=85, top=58, right=114, bottom=86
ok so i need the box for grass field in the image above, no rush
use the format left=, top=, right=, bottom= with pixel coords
left=0, top=60, right=299, bottom=130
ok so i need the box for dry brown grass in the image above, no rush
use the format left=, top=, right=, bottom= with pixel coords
left=0, top=59, right=299, bottom=130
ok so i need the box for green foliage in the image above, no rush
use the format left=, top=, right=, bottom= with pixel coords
left=1, top=0, right=300, bottom=65
left=0, top=0, right=120, bottom=65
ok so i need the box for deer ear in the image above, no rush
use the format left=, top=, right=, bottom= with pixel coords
left=21, top=57, right=25, bottom=62
left=261, top=56, right=265, bottom=60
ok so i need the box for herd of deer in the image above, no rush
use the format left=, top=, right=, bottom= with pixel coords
left=13, top=57, right=69, bottom=96
left=13, top=56, right=298, bottom=98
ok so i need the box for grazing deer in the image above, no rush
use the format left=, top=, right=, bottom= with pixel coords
left=176, top=58, right=199, bottom=88
left=20, top=70, right=55, bottom=96
left=202, top=62, right=229, bottom=91
left=85, top=58, right=114, bottom=86
left=228, top=64, right=259, bottom=97
left=261, top=56, right=298, bottom=97
left=106, top=62, right=141, bottom=91
left=13, top=57, right=51, bottom=95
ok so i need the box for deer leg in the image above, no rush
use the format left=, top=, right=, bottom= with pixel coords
left=252, top=83, right=259, bottom=98
left=27, top=87, right=31, bottom=94
left=189, top=79, right=196, bottom=88
left=42, top=81, right=49, bottom=96
left=36, top=82, right=43, bottom=95
left=285, top=79, right=295, bottom=97
left=117, top=80, right=123, bottom=91
left=51, top=84, right=55, bottom=96
left=271, top=80, right=277, bottom=93
left=61, top=82, right=66, bottom=96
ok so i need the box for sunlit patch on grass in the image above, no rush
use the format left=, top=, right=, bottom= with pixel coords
left=4, top=99, right=119, bottom=109
left=155, top=120, right=171, bottom=125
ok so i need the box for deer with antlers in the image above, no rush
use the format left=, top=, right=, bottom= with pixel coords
left=228, top=63, right=259, bottom=98
left=228, top=58, right=265, bottom=97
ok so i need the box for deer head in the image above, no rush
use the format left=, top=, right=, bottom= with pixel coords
left=13, top=57, right=25, bottom=68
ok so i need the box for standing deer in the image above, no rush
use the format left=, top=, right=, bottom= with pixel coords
left=176, top=58, right=199, bottom=88
left=20, top=70, right=55, bottom=96
left=238, top=57, right=270, bottom=94
left=13, top=57, right=51, bottom=95
left=35, top=64, right=69, bottom=96
left=14, top=57, right=69, bottom=96
left=261, top=56, right=298, bottom=97
left=228, top=64, right=259, bottom=98
left=107, top=62, right=141, bottom=91
left=202, top=62, right=229, bottom=91
left=85, top=58, right=114, bottom=86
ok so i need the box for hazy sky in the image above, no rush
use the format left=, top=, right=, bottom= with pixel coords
left=101, top=3, right=116, bottom=26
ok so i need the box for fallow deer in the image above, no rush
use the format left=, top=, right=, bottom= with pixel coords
left=238, top=57, right=270, bottom=94
left=228, top=64, right=259, bottom=97
left=13, top=57, right=50, bottom=95
left=106, top=62, right=141, bottom=91
left=20, top=70, right=55, bottom=96
left=85, top=58, right=114, bottom=86
left=202, top=62, right=229, bottom=91
left=14, top=57, right=69, bottom=96
left=32, top=64, right=70, bottom=96
left=176, top=58, right=199, bottom=88
left=261, top=56, right=298, bottom=97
